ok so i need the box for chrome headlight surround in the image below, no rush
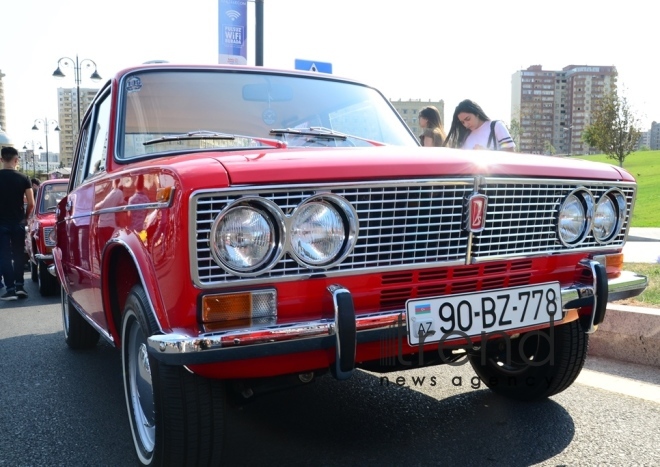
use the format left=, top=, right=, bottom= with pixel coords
left=557, top=188, right=594, bottom=247
left=209, top=197, right=285, bottom=276
left=288, top=193, right=359, bottom=268
left=593, top=188, right=626, bottom=244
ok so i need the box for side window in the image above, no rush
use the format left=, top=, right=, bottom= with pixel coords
left=72, top=124, right=91, bottom=188
left=72, top=88, right=112, bottom=188
left=87, top=94, right=112, bottom=179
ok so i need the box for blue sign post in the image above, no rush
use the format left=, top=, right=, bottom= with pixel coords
left=218, top=0, right=248, bottom=65
left=294, top=59, right=332, bottom=74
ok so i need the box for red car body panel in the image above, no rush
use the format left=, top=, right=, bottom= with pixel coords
left=211, top=146, right=635, bottom=185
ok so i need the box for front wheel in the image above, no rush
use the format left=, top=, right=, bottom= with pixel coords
left=468, top=319, right=588, bottom=401
left=38, top=260, right=59, bottom=296
left=31, top=260, right=38, bottom=282
left=122, top=285, right=226, bottom=466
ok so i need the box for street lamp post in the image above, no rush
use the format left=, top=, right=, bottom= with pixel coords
left=32, top=118, right=60, bottom=176
left=52, top=55, right=102, bottom=130
left=22, top=140, right=43, bottom=177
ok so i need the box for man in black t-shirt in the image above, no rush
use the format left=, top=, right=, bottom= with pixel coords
left=0, top=147, right=35, bottom=300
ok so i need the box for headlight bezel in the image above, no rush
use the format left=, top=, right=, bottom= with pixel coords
left=209, top=197, right=285, bottom=277
left=593, top=188, right=626, bottom=244
left=288, top=193, right=359, bottom=269
left=557, top=187, right=594, bottom=247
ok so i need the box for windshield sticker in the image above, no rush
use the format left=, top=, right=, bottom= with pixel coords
left=126, top=76, right=143, bottom=93
left=262, top=108, right=277, bottom=125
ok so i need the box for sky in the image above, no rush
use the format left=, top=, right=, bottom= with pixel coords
left=2, top=0, right=658, bottom=150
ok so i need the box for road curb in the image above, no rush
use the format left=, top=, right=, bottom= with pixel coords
left=588, top=304, right=660, bottom=367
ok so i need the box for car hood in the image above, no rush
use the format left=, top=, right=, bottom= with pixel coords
left=210, top=146, right=634, bottom=185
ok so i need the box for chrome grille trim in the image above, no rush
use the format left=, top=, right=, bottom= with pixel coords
left=473, top=178, right=636, bottom=260
left=191, top=179, right=474, bottom=286
left=191, top=178, right=636, bottom=288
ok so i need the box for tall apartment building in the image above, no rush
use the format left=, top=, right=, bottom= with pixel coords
left=511, top=65, right=617, bottom=155
left=0, top=69, right=7, bottom=134
left=636, top=131, right=650, bottom=150
left=389, top=99, right=445, bottom=141
left=57, top=87, right=99, bottom=167
left=648, top=121, right=660, bottom=150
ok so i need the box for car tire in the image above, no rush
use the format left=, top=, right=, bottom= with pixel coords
left=62, top=286, right=100, bottom=350
left=468, top=319, right=588, bottom=401
left=31, top=260, right=38, bottom=282
left=122, top=285, right=225, bottom=466
left=38, top=260, right=58, bottom=296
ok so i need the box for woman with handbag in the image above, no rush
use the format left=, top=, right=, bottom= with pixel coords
left=444, top=99, right=515, bottom=152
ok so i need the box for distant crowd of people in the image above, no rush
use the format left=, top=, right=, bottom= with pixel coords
left=417, top=99, right=515, bottom=152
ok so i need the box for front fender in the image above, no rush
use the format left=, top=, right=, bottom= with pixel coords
left=101, top=230, right=171, bottom=339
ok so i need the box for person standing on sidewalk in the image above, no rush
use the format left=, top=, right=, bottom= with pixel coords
left=0, top=146, right=34, bottom=300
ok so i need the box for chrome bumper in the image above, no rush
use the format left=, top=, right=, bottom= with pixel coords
left=147, top=265, right=648, bottom=366
left=35, top=253, right=54, bottom=261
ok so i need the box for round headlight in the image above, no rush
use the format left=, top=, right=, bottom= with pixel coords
left=593, top=189, right=625, bottom=243
left=290, top=201, right=345, bottom=266
left=212, top=205, right=275, bottom=272
left=558, top=190, right=593, bottom=246
left=593, top=196, right=617, bottom=242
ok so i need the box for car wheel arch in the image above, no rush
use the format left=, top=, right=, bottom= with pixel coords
left=101, top=237, right=168, bottom=347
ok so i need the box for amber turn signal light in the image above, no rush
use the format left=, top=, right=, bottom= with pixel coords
left=594, top=253, right=624, bottom=278
left=201, top=289, right=277, bottom=330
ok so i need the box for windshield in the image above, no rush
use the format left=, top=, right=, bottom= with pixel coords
left=39, top=183, right=67, bottom=213
left=119, top=69, right=418, bottom=158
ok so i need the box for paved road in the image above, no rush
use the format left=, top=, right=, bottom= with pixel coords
left=1, top=276, right=659, bottom=466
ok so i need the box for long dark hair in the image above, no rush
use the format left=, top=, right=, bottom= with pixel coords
left=443, top=99, right=490, bottom=148
left=418, top=106, right=446, bottom=144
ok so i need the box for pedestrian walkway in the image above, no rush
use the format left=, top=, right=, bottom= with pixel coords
left=624, top=228, right=660, bottom=263
left=627, top=227, right=660, bottom=242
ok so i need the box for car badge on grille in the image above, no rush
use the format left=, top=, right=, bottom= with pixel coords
left=466, top=193, right=488, bottom=232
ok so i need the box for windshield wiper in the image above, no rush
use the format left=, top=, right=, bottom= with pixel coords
left=270, top=127, right=347, bottom=140
left=143, top=131, right=287, bottom=149
left=143, top=131, right=235, bottom=146
left=269, top=127, right=385, bottom=146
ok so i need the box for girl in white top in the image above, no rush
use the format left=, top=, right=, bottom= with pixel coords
left=443, top=99, right=516, bottom=152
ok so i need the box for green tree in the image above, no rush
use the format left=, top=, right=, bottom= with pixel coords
left=543, top=141, right=556, bottom=155
left=509, top=119, right=521, bottom=151
left=582, top=90, right=641, bottom=167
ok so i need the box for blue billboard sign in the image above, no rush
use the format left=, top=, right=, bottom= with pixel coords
left=294, top=59, right=333, bottom=74
left=218, top=0, right=248, bottom=65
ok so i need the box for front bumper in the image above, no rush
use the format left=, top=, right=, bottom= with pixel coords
left=147, top=263, right=648, bottom=367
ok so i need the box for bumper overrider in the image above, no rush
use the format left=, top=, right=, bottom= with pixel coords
left=147, top=261, right=648, bottom=373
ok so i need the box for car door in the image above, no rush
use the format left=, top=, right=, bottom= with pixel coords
left=60, top=88, right=112, bottom=329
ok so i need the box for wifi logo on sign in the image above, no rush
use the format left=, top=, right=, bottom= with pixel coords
left=226, top=9, right=241, bottom=21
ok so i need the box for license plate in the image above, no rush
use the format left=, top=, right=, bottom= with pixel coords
left=405, top=282, right=562, bottom=346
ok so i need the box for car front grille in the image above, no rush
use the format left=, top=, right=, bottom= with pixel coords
left=473, top=181, right=635, bottom=258
left=191, top=178, right=636, bottom=287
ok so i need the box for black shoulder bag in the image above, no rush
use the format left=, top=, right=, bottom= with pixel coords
left=487, top=120, right=499, bottom=151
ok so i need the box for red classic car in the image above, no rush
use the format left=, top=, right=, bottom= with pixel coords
left=25, top=178, right=68, bottom=296
left=53, top=63, right=647, bottom=466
